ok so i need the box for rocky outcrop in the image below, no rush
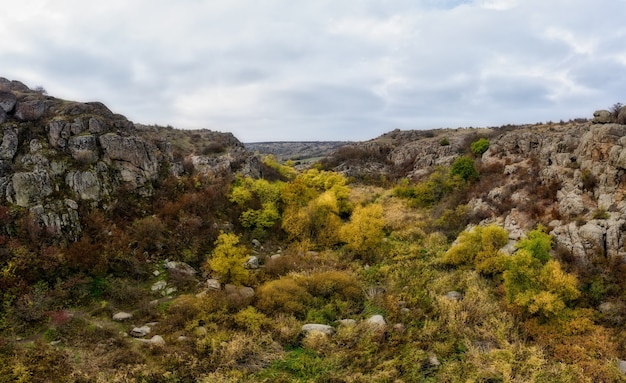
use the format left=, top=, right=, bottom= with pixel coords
left=0, top=76, right=256, bottom=240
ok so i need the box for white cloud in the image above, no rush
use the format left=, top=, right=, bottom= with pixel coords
left=1, top=0, right=624, bottom=141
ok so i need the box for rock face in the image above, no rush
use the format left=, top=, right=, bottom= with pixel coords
left=0, top=76, right=256, bottom=241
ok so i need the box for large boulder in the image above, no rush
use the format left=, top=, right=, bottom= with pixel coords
left=15, top=100, right=46, bottom=121
left=0, top=91, right=16, bottom=112
left=592, top=110, right=613, bottom=124
left=617, top=106, right=626, bottom=125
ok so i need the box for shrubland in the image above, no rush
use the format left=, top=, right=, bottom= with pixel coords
left=1, top=153, right=626, bottom=383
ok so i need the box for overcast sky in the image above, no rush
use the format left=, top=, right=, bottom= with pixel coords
left=2, top=0, right=625, bottom=142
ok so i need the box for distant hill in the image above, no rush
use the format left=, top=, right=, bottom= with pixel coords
left=244, top=141, right=350, bottom=163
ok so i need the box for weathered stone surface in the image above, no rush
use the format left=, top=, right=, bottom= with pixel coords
left=99, top=133, right=159, bottom=174
left=68, top=135, right=99, bottom=164
left=302, top=324, right=335, bottom=336
left=338, top=319, right=357, bottom=327
left=0, top=108, right=6, bottom=124
left=164, top=261, right=196, bottom=276
left=617, top=106, right=626, bottom=125
left=0, top=91, right=16, bottom=112
left=0, top=127, right=18, bottom=160
left=47, top=121, right=71, bottom=148
left=592, top=110, right=612, bottom=124
left=66, top=170, right=101, bottom=200
left=10, top=171, right=53, bottom=207
left=15, top=100, right=46, bottom=121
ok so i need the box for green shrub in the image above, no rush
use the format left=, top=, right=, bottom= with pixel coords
left=439, top=137, right=450, bottom=146
left=470, top=138, right=490, bottom=156
left=450, top=156, right=478, bottom=182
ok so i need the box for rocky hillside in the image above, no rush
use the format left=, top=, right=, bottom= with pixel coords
left=0, top=77, right=256, bottom=241
left=244, top=141, right=350, bottom=162
left=321, top=109, right=626, bottom=268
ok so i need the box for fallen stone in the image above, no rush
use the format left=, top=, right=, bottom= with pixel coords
left=130, top=326, right=151, bottom=338
left=0, top=91, right=16, bottom=112
left=302, top=324, right=335, bottom=336
left=245, top=255, right=259, bottom=269
left=445, top=291, right=463, bottom=301
left=112, top=312, right=133, bottom=321
left=206, top=278, right=221, bottom=291
left=151, top=280, right=167, bottom=291
left=338, top=319, right=357, bottom=327
left=365, top=315, right=387, bottom=327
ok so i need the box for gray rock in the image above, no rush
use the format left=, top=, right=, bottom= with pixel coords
left=617, top=106, right=626, bottom=125
left=428, top=354, right=441, bottom=367
left=224, top=284, right=255, bottom=299
left=245, top=255, right=260, bottom=269
left=130, top=325, right=151, bottom=338
left=66, top=170, right=101, bottom=200
left=302, top=324, right=335, bottom=336
left=0, top=127, right=19, bottom=160
left=619, top=359, right=626, bottom=374
left=365, top=315, right=387, bottom=327
left=15, top=100, right=46, bottom=121
left=11, top=171, right=53, bottom=207
left=148, top=335, right=165, bottom=345
left=0, top=91, right=16, bottom=112
left=252, top=239, right=262, bottom=247
left=47, top=121, right=71, bottom=148
left=0, top=108, right=6, bottom=124
left=592, top=110, right=613, bottom=124
left=151, top=280, right=167, bottom=292
left=164, top=261, right=196, bottom=276
left=445, top=291, right=463, bottom=301
left=68, top=135, right=99, bottom=164
left=112, top=312, right=133, bottom=321
left=206, top=278, right=221, bottom=291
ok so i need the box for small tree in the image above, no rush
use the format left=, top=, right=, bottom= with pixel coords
left=203, top=232, right=250, bottom=285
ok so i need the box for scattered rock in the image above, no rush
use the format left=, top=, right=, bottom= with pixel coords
left=164, top=261, right=196, bottom=277
left=245, top=255, right=260, bottom=269
left=112, top=312, right=133, bottom=321
left=148, top=335, right=165, bottom=345
left=165, top=287, right=177, bottom=295
left=206, top=278, right=221, bottom=291
left=151, top=280, right=167, bottom=292
left=225, top=284, right=255, bottom=299
left=302, top=324, right=335, bottom=336
left=428, top=354, right=441, bottom=367
left=130, top=326, right=151, bottom=338
left=153, top=270, right=160, bottom=277
left=393, top=323, right=406, bottom=333
left=445, top=291, right=463, bottom=301
left=365, top=315, right=386, bottom=327
left=252, top=239, right=262, bottom=247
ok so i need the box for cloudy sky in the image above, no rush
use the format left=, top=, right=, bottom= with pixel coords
left=2, top=0, right=625, bottom=142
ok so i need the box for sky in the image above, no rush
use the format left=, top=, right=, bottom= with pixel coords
left=2, top=0, right=626, bottom=142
